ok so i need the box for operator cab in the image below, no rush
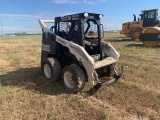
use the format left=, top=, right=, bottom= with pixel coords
left=142, top=9, right=159, bottom=27
left=53, top=12, right=104, bottom=60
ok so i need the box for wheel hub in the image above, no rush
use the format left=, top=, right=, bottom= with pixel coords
left=64, top=71, right=74, bottom=88
left=44, top=64, right=51, bottom=78
left=133, top=32, right=140, bottom=39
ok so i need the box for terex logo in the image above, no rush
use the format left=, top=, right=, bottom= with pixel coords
left=158, top=35, right=160, bottom=39
left=61, top=15, right=71, bottom=21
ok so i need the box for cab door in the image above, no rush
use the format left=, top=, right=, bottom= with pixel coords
left=143, top=11, right=156, bottom=27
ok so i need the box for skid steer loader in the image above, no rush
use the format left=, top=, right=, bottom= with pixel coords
left=39, top=12, right=123, bottom=94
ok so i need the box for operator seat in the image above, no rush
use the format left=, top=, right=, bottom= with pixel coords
left=68, top=27, right=79, bottom=44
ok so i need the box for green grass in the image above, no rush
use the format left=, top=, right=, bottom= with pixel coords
left=0, top=34, right=160, bottom=119
left=0, top=35, right=41, bottom=40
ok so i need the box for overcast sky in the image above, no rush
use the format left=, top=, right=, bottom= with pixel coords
left=0, top=0, right=159, bottom=34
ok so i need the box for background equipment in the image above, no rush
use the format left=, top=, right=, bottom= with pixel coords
left=120, top=9, right=160, bottom=47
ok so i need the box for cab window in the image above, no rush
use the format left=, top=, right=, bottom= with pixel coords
left=144, top=11, right=155, bottom=19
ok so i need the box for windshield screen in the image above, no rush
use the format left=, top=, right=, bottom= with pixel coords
left=84, top=19, right=98, bottom=38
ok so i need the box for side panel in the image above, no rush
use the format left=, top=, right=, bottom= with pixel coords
left=121, top=21, right=143, bottom=37
left=120, top=22, right=131, bottom=35
left=101, top=41, right=120, bottom=61
left=41, top=32, right=57, bottom=63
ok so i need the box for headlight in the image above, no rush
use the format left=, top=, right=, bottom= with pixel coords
left=99, top=14, right=103, bottom=19
left=84, top=13, right=88, bottom=17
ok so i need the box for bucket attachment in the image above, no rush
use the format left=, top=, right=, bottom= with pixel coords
left=89, top=65, right=124, bottom=95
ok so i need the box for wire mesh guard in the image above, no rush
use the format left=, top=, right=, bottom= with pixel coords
left=59, top=23, right=68, bottom=32
left=58, top=21, right=98, bottom=42
left=84, top=21, right=98, bottom=38
left=59, top=22, right=79, bottom=40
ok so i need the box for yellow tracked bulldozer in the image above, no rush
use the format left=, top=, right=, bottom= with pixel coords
left=120, top=9, right=160, bottom=47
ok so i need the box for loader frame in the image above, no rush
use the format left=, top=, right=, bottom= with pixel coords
left=39, top=12, right=123, bottom=93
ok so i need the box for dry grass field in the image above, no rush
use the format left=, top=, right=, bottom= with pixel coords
left=0, top=33, right=160, bottom=120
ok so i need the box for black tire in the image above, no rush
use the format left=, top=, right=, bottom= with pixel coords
left=41, top=57, right=61, bottom=82
left=131, top=28, right=142, bottom=40
left=61, top=64, right=86, bottom=93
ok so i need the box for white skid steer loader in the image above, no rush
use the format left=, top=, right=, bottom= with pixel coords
left=39, top=12, right=123, bottom=94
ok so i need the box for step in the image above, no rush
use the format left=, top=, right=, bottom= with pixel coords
left=95, top=57, right=117, bottom=69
